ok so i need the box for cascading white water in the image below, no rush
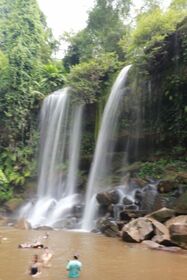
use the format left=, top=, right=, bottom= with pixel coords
left=19, top=88, right=83, bottom=227
left=37, top=88, right=70, bottom=198
left=82, top=65, right=131, bottom=231
left=66, top=105, right=83, bottom=196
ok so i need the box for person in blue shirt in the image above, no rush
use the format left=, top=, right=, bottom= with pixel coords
left=66, top=255, right=82, bottom=278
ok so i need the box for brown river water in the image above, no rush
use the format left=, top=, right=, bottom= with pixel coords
left=0, top=227, right=187, bottom=280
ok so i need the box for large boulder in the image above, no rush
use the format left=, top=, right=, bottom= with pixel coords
left=122, top=217, right=154, bottom=242
left=146, top=207, right=175, bottom=223
left=109, top=190, right=120, bottom=204
left=148, top=217, right=170, bottom=237
left=169, top=224, right=187, bottom=249
left=96, top=190, right=120, bottom=206
left=165, top=215, right=187, bottom=228
left=96, top=192, right=113, bottom=206
left=147, top=217, right=175, bottom=246
left=165, top=215, right=187, bottom=248
left=96, top=217, right=119, bottom=237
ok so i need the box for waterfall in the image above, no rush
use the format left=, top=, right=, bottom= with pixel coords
left=19, top=88, right=83, bottom=228
left=66, top=105, right=83, bottom=196
left=37, top=88, right=70, bottom=198
left=82, top=65, right=131, bottom=231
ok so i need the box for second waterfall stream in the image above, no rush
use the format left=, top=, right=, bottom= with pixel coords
left=82, top=65, right=131, bottom=230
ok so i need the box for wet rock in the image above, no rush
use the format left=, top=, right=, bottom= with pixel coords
left=35, top=225, right=54, bottom=230
left=140, top=186, right=162, bottom=213
left=165, top=216, right=187, bottom=249
left=96, top=217, right=119, bottom=237
left=109, top=190, right=120, bottom=204
left=96, top=190, right=120, bottom=206
left=112, top=204, right=124, bottom=220
left=157, top=180, right=177, bottom=193
left=165, top=215, right=187, bottom=228
left=142, top=240, right=163, bottom=249
left=158, top=246, right=182, bottom=253
left=148, top=217, right=170, bottom=237
left=147, top=207, right=175, bottom=223
left=5, top=198, right=24, bottom=213
left=120, top=209, right=147, bottom=220
left=98, top=205, right=109, bottom=216
left=122, top=197, right=134, bottom=206
left=134, top=190, right=143, bottom=205
left=122, top=217, right=154, bottom=243
left=72, top=204, right=84, bottom=218
left=169, top=224, right=187, bottom=249
left=96, top=192, right=112, bottom=206
left=15, top=218, right=31, bottom=230
left=119, top=211, right=132, bottom=222
left=142, top=240, right=181, bottom=252
left=147, top=217, right=176, bottom=246
left=116, top=221, right=126, bottom=231
left=152, top=235, right=177, bottom=247
left=124, top=204, right=138, bottom=211
left=174, top=191, right=187, bottom=214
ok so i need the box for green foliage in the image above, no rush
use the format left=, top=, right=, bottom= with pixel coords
left=63, top=0, right=132, bottom=68
left=0, top=50, right=9, bottom=90
left=0, top=169, right=13, bottom=203
left=0, top=146, right=36, bottom=188
left=0, top=0, right=61, bottom=196
left=63, top=30, right=94, bottom=69
left=138, top=158, right=187, bottom=180
left=39, top=62, right=66, bottom=93
left=170, top=0, right=187, bottom=10
left=120, top=3, right=187, bottom=62
left=138, top=159, right=169, bottom=179
left=67, top=53, right=119, bottom=103
left=87, top=0, right=130, bottom=53
left=81, top=133, right=95, bottom=156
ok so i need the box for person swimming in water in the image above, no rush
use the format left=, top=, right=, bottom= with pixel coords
left=41, top=247, right=53, bottom=267
left=42, top=232, right=49, bottom=239
left=18, top=240, right=44, bottom=249
left=29, top=254, right=41, bottom=278
left=66, top=255, right=82, bottom=278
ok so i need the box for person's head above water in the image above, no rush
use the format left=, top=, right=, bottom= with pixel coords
left=73, top=255, right=79, bottom=260
left=33, top=254, right=39, bottom=262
